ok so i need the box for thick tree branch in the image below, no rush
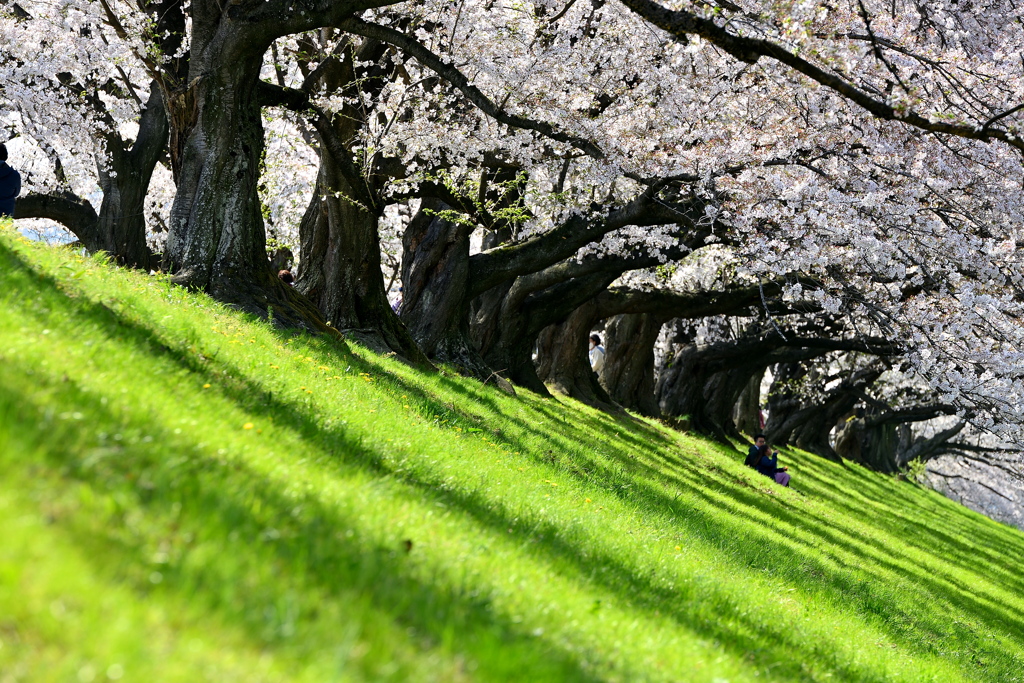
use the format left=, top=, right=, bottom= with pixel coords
left=593, top=281, right=789, bottom=320
left=256, top=80, right=311, bottom=111
left=904, top=420, right=966, bottom=462
left=338, top=16, right=605, bottom=159
left=468, top=193, right=706, bottom=297
left=864, top=403, right=959, bottom=429
left=14, top=193, right=100, bottom=245
left=620, top=0, right=1024, bottom=152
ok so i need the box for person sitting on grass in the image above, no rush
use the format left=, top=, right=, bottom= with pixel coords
left=756, top=443, right=791, bottom=487
left=745, top=433, right=767, bottom=468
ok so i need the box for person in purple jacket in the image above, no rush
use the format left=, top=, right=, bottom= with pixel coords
left=0, top=143, right=21, bottom=218
left=756, top=443, right=791, bottom=486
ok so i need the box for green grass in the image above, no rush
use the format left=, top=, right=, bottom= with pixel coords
left=1, top=222, right=1023, bottom=682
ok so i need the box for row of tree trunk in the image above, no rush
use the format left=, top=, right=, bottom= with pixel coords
left=10, top=3, right=960, bottom=476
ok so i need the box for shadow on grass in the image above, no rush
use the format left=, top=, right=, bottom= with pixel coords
left=0, top=372, right=604, bottom=682
left=1, top=367, right=905, bottom=683
left=3, top=241, right=1024, bottom=681
left=785, top=454, right=1024, bottom=598
left=610, top=440, right=1024, bottom=634
left=793, top=461, right=1024, bottom=584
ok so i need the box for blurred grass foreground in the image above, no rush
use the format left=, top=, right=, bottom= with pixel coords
left=1, top=223, right=1023, bottom=682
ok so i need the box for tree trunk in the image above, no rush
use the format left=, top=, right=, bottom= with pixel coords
left=533, top=280, right=769, bottom=414
left=470, top=277, right=536, bottom=387
left=601, top=313, right=662, bottom=416
left=163, top=14, right=338, bottom=332
left=279, top=34, right=429, bottom=361
left=788, top=411, right=845, bottom=459
left=655, top=320, right=756, bottom=439
left=534, top=300, right=618, bottom=409
left=296, top=157, right=427, bottom=360
left=166, top=37, right=292, bottom=314
left=14, top=83, right=167, bottom=268
left=766, top=361, right=885, bottom=461
left=834, top=418, right=901, bottom=472
left=656, top=326, right=865, bottom=442
left=834, top=409, right=963, bottom=473
left=764, top=362, right=808, bottom=445
left=472, top=252, right=676, bottom=393
left=398, top=202, right=487, bottom=373
left=95, top=83, right=168, bottom=268
left=657, top=344, right=763, bottom=440
left=733, top=368, right=765, bottom=438
left=476, top=297, right=550, bottom=395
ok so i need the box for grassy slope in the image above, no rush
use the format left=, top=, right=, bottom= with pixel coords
left=1, top=225, right=1023, bottom=683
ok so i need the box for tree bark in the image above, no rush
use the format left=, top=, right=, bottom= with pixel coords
left=473, top=267, right=622, bottom=394
left=296, top=154, right=427, bottom=360
left=473, top=233, right=714, bottom=392
left=14, top=193, right=99, bottom=244
left=398, top=201, right=488, bottom=373
left=164, top=27, right=299, bottom=319
left=94, top=83, right=168, bottom=268
left=162, top=0, right=397, bottom=332
left=833, top=418, right=901, bottom=472
left=656, top=341, right=768, bottom=440
left=601, top=313, right=663, bottom=416
left=14, top=0, right=184, bottom=268
left=534, top=300, right=618, bottom=409
left=400, top=188, right=708, bottom=385
left=532, top=280, right=771, bottom=410
left=733, top=368, right=765, bottom=437
left=268, top=34, right=428, bottom=360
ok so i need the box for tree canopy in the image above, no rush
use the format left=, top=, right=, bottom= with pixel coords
left=3, top=0, right=1023, bottom=493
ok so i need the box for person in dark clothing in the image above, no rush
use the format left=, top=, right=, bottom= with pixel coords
left=0, top=143, right=20, bottom=218
left=745, top=433, right=767, bottom=468
left=756, top=444, right=791, bottom=486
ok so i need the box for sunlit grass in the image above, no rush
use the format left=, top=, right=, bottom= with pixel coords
left=1, top=222, right=1023, bottom=682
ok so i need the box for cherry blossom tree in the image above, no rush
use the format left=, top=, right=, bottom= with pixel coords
left=5, top=0, right=1024, bottom=461
left=0, top=0, right=184, bottom=267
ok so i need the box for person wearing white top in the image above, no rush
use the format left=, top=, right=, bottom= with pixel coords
left=589, top=333, right=605, bottom=374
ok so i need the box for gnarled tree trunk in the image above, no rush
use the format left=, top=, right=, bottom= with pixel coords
left=283, top=35, right=428, bottom=361
left=833, top=418, right=901, bottom=472
left=534, top=300, right=617, bottom=409
left=95, top=83, right=168, bottom=268
left=165, top=30, right=316, bottom=326
left=766, top=361, right=886, bottom=461
left=296, top=157, right=425, bottom=359
left=833, top=405, right=963, bottom=472
left=733, top=368, right=765, bottom=438
left=656, top=342, right=765, bottom=440
left=163, top=0, right=394, bottom=333
left=398, top=201, right=487, bottom=373
left=15, top=82, right=168, bottom=269
left=657, top=325, right=886, bottom=442
left=601, top=313, right=662, bottom=416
